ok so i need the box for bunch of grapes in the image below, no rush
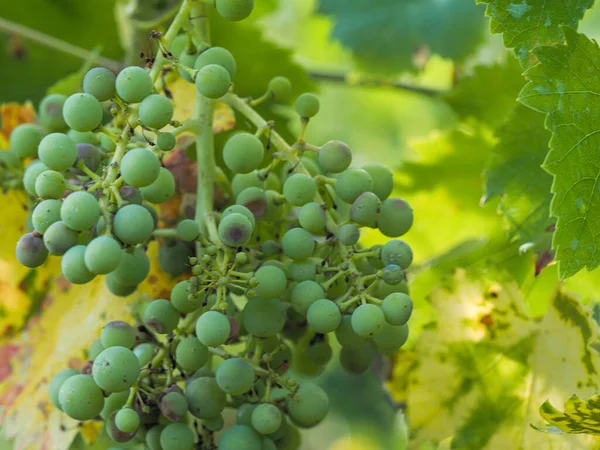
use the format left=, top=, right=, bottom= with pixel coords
left=5, top=0, right=415, bottom=448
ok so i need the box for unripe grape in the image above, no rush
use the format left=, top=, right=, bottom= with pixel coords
left=291, top=281, right=324, bottom=315
left=196, top=311, right=231, bottom=347
left=377, top=197, right=413, bottom=237
left=111, top=247, right=150, bottom=286
left=38, top=133, right=77, bottom=172
left=113, top=204, right=154, bottom=245
left=223, top=204, right=256, bottom=228
left=62, top=245, right=95, bottom=284
left=232, top=171, right=263, bottom=198
left=350, top=191, right=381, bottom=227
left=176, top=337, right=209, bottom=372
left=381, top=239, right=413, bottom=269
left=381, top=292, right=412, bottom=326
left=160, top=422, right=194, bottom=450
left=85, top=236, right=122, bottom=274
left=120, top=148, right=160, bottom=187
left=177, top=219, right=200, bottom=241
left=139, top=94, right=174, bottom=129
left=362, top=163, right=394, bottom=200
left=10, top=124, right=44, bottom=159
left=335, top=168, right=373, bottom=204
left=58, top=374, right=104, bottom=420
left=116, top=66, right=153, bottom=103
left=218, top=212, right=253, bottom=246
left=92, top=346, right=140, bottom=393
left=338, top=223, right=360, bottom=246
left=339, top=345, right=374, bottom=374
left=140, top=167, right=176, bottom=203
left=68, top=130, right=99, bottom=145
left=75, top=143, right=102, bottom=173
left=283, top=173, right=317, bottom=206
left=106, top=274, right=137, bottom=297
left=35, top=170, right=66, bottom=199
left=381, top=264, right=404, bottom=285
left=282, top=228, right=314, bottom=260
left=286, top=383, right=329, bottom=428
left=195, top=47, right=236, bottom=78
left=133, top=343, right=155, bottom=366
left=146, top=425, right=164, bottom=450
left=196, top=64, right=231, bottom=99
left=216, top=357, right=255, bottom=395
left=242, top=298, right=286, bottom=337
left=335, top=315, right=368, bottom=349
left=39, top=93, right=68, bottom=131
left=49, top=368, right=78, bottom=409
left=351, top=303, right=385, bottom=338
left=101, top=321, right=135, bottom=349
left=253, top=265, right=287, bottom=299
left=298, top=202, right=326, bottom=234
left=268, top=76, right=292, bottom=101
left=307, top=299, right=341, bottom=334
left=289, top=259, right=317, bottom=282
left=83, top=67, right=116, bottom=102
left=144, top=299, right=180, bottom=334
left=43, top=221, right=78, bottom=256
left=223, top=133, right=264, bottom=174
left=318, top=141, right=352, bottom=173
left=63, top=93, right=103, bottom=132
left=186, top=377, right=226, bottom=419
left=372, top=323, right=409, bottom=354
left=115, top=408, right=140, bottom=433
left=61, top=191, right=100, bottom=231
left=32, top=199, right=61, bottom=234
left=178, top=50, right=199, bottom=83
left=295, top=93, right=320, bottom=118
left=157, top=131, right=176, bottom=150
left=215, top=0, right=254, bottom=21
left=23, top=160, right=48, bottom=196
left=251, top=403, right=282, bottom=434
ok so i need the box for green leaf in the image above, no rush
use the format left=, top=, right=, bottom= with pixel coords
left=443, top=57, right=524, bottom=127
left=538, top=394, right=600, bottom=435
left=519, top=28, right=600, bottom=278
left=318, top=0, right=488, bottom=73
left=483, top=104, right=553, bottom=242
left=478, top=0, right=594, bottom=68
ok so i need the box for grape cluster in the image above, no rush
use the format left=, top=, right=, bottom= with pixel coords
left=6, top=0, right=416, bottom=448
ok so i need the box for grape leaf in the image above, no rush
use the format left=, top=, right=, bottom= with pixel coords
left=519, top=28, right=600, bottom=279
left=318, top=0, right=488, bottom=73
left=389, top=269, right=600, bottom=449
left=483, top=104, right=553, bottom=242
left=536, top=393, right=600, bottom=435
left=478, top=0, right=594, bottom=69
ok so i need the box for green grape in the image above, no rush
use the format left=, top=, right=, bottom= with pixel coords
left=62, top=245, right=95, bottom=284
left=204, top=415, right=225, bottom=431
left=307, top=339, right=332, bottom=366
left=216, top=357, right=255, bottom=395
left=100, top=134, right=117, bottom=152
left=83, top=67, right=116, bottom=102
left=299, top=202, right=326, bottom=234
left=283, top=173, right=316, bottom=206
left=237, top=403, right=256, bottom=426
left=133, top=343, right=155, bottom=366
left=113, top=204, right=155, bottom=245
left=176, top=337, right=209, bottom=372
left=63, top=93, right=103, bottom=132
left=367, top=244, right=384, bottom=270
left=265, top=172, right=281, bottom=191
left=381, top=264, right=404, bottom=285
left=350, top=192, right=381, bottom=227
left=318, top=141, right=352, bottom=173
left=281, top=156, right=321, bottom=181
left=106, top=274, right=137, bottom=297
left=120, top=148, right=160, bottom=187
left=381, top=292, right=412, bottom=326
left=196, top=311, right=230, bottom=346
left=140, top=167, right=176, bottom=203
left=262, top=437, right=277, bottom=450
left=115, top=66, right=153, bottom=103
left=282, top=228, right=315, bottom=260
left=160, top=423, right=194, bottom=450
left=39, top=93, right=68, bottom=131
left=160, top=391, right=189, bottom=422
left=156, top=131, right=176, bottom=150
left=334, top=315, right=367, bottom=349
left=144, top=299, right=180, bottom=334
left=78, top=230, right=94, bottom=246
left=111, top=247, right=150, bottom=286
left=251, top=403, right=282, bottom=435
left=261, top=240, right=279, bottom=258
left=351, top=303, right=385, bottom=338
left=338, top=224, right=360, bottom=246
left=9, top=124, right=44, bottom=159
left=372, top=323, right=409, bottom=354
left=186, top=377, right=226, bottom=419
left=58, top=374, right=105, bottom=420
left=61, top=191, right=100, bottom=231
left=253, top=265, right=287, bottom=299
left=377, top=197, right=413, bottom=237
left=195, top=64, right=231, bottom=99
left=335, top=168, right=373, bottom=204
left=115, top=408, right=140, bottom=433
left=339, top=345, right=374, bottom=374
left=75, top=143, right=102, bottom=174
left=178, top=50, right=198, bottom=82
left=35, top=170, right=66, bottom=199
left=289, top=259, right=317, bottom=282
left=84, top=236, right=122, bottom=274
left=380, top=239, right=413, bottom=269
left=101, top=321, right=136, bottom=349
left=295, top=93, right=320, bottom=118
left=68, top=130, right=99, bottom=145
left=306, top=299, right=341, bottom=334
left=146, top=426, right=164, bottom=450
left=242, top=298, right=285, bottom=337
left=231, top=171, right=263, bottom=197
left=277, top=424, right=301, bottom=450
left=268, top=76, right=292, bottom=101
left=175, top=219, right=200, bottom=242
left=159, top=240, right=192, bottom=277
left=32, top=199, right=61, bottom=234
left=218, top=212, right=253, bottom=247
left=49, top=368, right=78, bottom=409
left=92, top=346, right=140, bottom=393
left=286, top=383, right=329, bottom=428
left=262, top=189, right=284, bottom=222
left=218, top=425, right=262, bottom=450
left=291, top=281, right=325, bottom=315
left=171, top=280, right=203, bottom=313
left=23, top=160, right=48, bottom=196
left=223, top=204, right=255, bottom=228
left=43, top=221, right=78, bottom=255
left=169, top=34, right=187, bottom=58
left=361, top=163, right=393, bottom=200
left=215, top=0, right=254, bottom=21
left=38, top=133, right=77, bottom=172
left=236, top=187, right=268, bottom=218
left=139, top=94, right=174, bottom=129
left=223, top=132, right=264, bottom=174
left=89, top=339, right=105, bottom=360
left=195, top=46, right=236, bottom=78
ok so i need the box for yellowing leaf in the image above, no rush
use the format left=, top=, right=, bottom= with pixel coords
left=0, top=103, right=36, bottom=142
